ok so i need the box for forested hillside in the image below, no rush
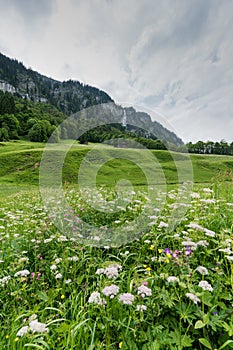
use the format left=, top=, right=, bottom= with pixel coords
left=0, top=52, right=184, bottom=146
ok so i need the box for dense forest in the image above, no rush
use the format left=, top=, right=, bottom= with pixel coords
left=0, top=90, right=64, bottom=142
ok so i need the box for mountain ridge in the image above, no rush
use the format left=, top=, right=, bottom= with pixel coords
left=0, top=52, right=183, bottom=146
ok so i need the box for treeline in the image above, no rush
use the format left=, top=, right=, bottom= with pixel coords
left=186, top=140, right=233, bottom=155
left=78, top=124, right=166, bottom=150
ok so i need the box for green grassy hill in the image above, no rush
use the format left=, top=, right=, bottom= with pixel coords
left=0, top=140, right=232, bottom=196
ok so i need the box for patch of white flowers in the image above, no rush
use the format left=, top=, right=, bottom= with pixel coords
left=96, top=264, right=122, bottom=279
left=137, top=285, right=152, bottom=298
left=14, top=269, right=30, bottom=277
left=88, top=291, right=106, bottom=306
left=16, top=314, right=49, bottom=337
left=0, top=275, right=11, bottom=286
left=198, top=280, right=213, bottom=292
left=102, top=284, right=119, bottom=298
left=118, top=293, right=134, bottom=305
left=167, top=276, right=179, bottom=283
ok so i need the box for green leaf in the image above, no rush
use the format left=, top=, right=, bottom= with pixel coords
left=195, top=320, right=205, bottom=329
left=199, top=338, right=212, bottom=349
left=36, top=291, right=49, bottom=301
left=33, top=339, right=50, bottom=349
left=24, top=344, right=46, bottom=350
left=169, top=330, right=193, bottom=347
left=219, top=340, right=233, bottom=350
left=46, top=318, right=66, bottom=326
left=181, top=335, right=193, bottom=347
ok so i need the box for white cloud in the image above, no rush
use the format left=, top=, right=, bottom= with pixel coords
left=0, top=0, right=232, bottom=142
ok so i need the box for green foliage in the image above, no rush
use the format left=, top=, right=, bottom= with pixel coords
left=0, top=90, right=15, bottom=114
left=187, top=140, right=233, bottom=156
left=0, top=183, right=233, bottom=348
left=0, top=91, right=65, bottom=141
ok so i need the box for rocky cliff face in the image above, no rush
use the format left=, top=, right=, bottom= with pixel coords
left=0, top=52, right=183, bottom=145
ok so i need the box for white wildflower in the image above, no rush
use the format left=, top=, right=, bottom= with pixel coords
left=203, top=188, right=214, bottom=193
left=167, top=276, right=179, bottom=283
left=102, top=284, right=119, bottom=298
left=198, top=280, right=213, bottom=292
left=57, top=235, right=68, bottom=242
left=186, top=223, right=205, bottom=231
left=196, top=266, right=208, bottom=275
left=14, top=269, right=30, bottom=277
left=118, top=293, right=134, bottom=305
left=186, top=293, right=200, bottom=304
left=0, top=275, right=11, bottom=286
left=197, top=240, right=209, bottom=247
left=136, top=304, right=147, bottom=311
left=44, top=238, right=53, bottom=243
left=200, top=199, right=215, bottom=204
left=68, top=256, right=78, bottom=261
left=50, top=264, right=57, bottom=271
left=226, top=255, right=233, bottom=261
left=204, top=228, right=215, bottom=237
left=29, top=320, right=49, bottom=333
left=137, top=285, right=152, bottom=298
left=104, top=266, right=119, bottom=279
left=219, top=248, right=232, bottom=254
left=29, top=314, right=37, bottom=322
left=181, top=240, right=197, bottom=247
left=16, top=325, right=29, bottom=337
left=190, top=192, right=200, bottom=199
left=55, top=273, right=62, bottom=279
left=96, top=268, right=105, bottom=275
left=65, top=279, right=72, bottom=284
left=55, top=258, right=62, bottom=264
left=158, top=221, right=168, bottom=228
left=88, top=291, right=106, bottom=306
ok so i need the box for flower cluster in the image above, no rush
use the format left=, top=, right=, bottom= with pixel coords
left=88, top=291, right=106, bottom=306
left=186, top=293, right=200, bottom=304
left=137, top=285, right=152, bottom=298
left=118, top=293, right=134, bottom=305
left=196, top=266, right=208, bottom=275
left=198, top=280, right=213, bottom=292
left=102, top=284, right=119, bottom=298
left=96, top=264, right=122, bottom=279
left=16, top=314, right=49, bottom=337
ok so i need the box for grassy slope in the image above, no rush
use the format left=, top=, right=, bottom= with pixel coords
left=0, top=140, right=232, bottom=196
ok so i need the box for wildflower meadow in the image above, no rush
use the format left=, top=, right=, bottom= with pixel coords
left=0, top=180, right=232, bottom=349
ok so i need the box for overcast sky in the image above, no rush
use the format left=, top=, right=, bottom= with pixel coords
left=0, top=0, right=232, bottom=142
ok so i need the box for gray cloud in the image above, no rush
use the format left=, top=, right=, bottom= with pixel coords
left=0, top=0, right=56, bottom=21
left=0, top=0, right=232, bottom=142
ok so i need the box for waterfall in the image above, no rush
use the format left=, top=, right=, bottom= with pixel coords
left=122, top=109, right=127, bottom=127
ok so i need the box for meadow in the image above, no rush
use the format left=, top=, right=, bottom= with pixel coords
left=0, top=141, right=233, bottom=349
